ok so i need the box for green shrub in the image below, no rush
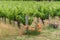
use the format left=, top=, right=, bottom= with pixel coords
left=25, top=29, right=41, bottom=35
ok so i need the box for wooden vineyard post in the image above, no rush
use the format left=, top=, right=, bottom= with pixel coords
left=1, top=17, right=3, bottom=22
left=17, top=21, right=20, bottom=29
left=9, top=19, right=12, bottom=24
left=25, top=14, right=28, bottom=30
left=49, top=14, right=50, bottom=26
left=4, top=17, right=6, bottom=24
left=54, top=16, right=55, bottom=26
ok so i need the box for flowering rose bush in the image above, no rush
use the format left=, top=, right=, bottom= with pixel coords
left=24, top=23, right=42, bottom=35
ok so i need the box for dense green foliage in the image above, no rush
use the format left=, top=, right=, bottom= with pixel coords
left=0, top=1, right=60, bottom=25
